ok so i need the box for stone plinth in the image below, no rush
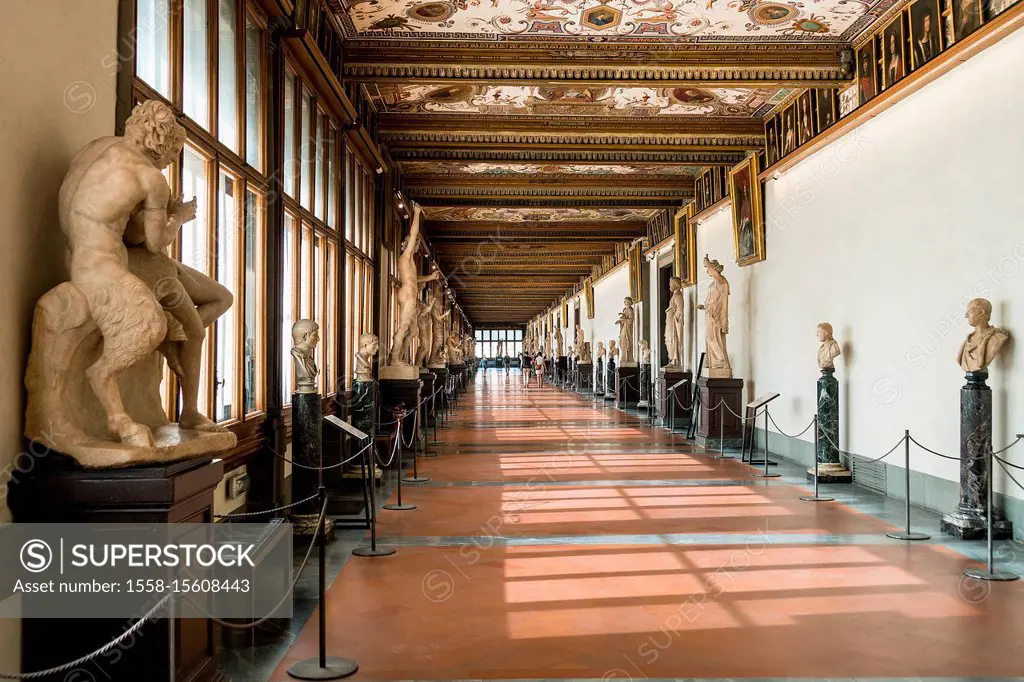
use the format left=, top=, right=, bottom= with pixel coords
left=659, top=368, right=692, bottom=429
left=941, top=371, right=1013, bottom=540
left=595, top=358, right=604, bottom=395
left=420, top=369, right=438, bottom=427
left=809, top=368, right=851, bottom=483
left=616, top=364, right=640, bottom=407
left=380, top=377, right=423, bottom=452
left=556, top=356, right=568, bottom=384
left=638, top=363, right=652, bottom=407
left=291, top=392, right=332, bottom=537
left=605, top=358, right=617, bottom=400
left=696, top=377, right=744, bottom=449
left=577, top=362, right=593, bottom=392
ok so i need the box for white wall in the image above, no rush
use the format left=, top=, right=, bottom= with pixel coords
left=0, top=0, right=120, bottom=668
left=737, top=27, right=1024, bottom=499
left=587, top=265, right=631, bottom=358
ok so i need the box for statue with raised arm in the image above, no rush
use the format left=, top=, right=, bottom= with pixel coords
left=24, top=100, right=236, bottom=467
left=696, top=255, right=732, bottom=378
left=617, top=296, right=635, bottom=364
left=664, top=276, right=685, bottom=369
left=386, top=203, right=440, bottom=373
left=415, top=291, right=437, bottom=367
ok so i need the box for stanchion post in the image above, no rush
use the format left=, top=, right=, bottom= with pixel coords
left=754, top=406, right=780, bottom=478
left=801, top=415, right=833, bottom=502
left=383, top=411, right=416, bottom=511
left=352, top=434, right=396, bottom=557
left=885, top=430, right=929, bottom=541
left=963, top=445, right=1019, bottom=581
left=287, top=487, right=359, bottom=680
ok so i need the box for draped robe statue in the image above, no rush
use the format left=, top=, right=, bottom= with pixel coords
left=697, top=255, right=732, bottom=378
left=664, top=276, right=684, bottom=369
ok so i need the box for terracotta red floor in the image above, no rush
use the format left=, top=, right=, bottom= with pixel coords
left=273, top=371, right=1024, bottom=680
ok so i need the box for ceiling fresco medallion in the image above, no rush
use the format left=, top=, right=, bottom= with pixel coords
left=369, top=84, right=788, bottom=117
left=422, top=207, right=660, bottom=222
left=339, top=0, right=894, bottom=40
left=401, top=162, right=701, bottom=175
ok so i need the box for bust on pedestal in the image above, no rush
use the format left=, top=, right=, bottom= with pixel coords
left=942, top=298, right=1013, bottom=539
left=638, top=340, right=652, bottom=408
left=605, top=341, right=618, bottom=400
left=577, top=341, right=593, bottom=392
left=595, top=342, right=605, bottom=395
left=290, top=320, right=333, bottom=537
left=811, top=323, right=851, bottom=483
left=695, top=256, right=744, bottom=448
left=347, top=333, right=382, bottom=481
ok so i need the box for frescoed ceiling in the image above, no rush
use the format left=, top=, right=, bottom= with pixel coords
left=331, top=0, right=866, bottom=322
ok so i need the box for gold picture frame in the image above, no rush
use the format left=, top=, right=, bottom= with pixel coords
left=584, top=277, right=595, bottom=319
left=728, top=156, right=766, bottom=267
left=673, top=203, right=697, bottom=287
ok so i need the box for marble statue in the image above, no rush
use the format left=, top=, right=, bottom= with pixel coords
left=463, top=335, right=475, bottom=362
left=354, top=333, right=379, bottom=383
left=555, top=327, right=564, bottom=357
left=545, top=330, right=552, bottom=357
left=291, top=320, right=320, bottom=394
left=596, top=341, right=606, bottom=360
left=414, top=291, right=437, bottom=367
left=608, top=340, right=619, bottom=361
left=817, top=323, right=842, bottom=370
left=957, top=298, right=1009, bottom=373
left=496, top=341, right=504, bottom=358
left=580, top=342, right=593, bottom=364
left=447, top=333, right=465, bottom=365
left=574, top=325, right=585, bottom=358
left=617, top=297, right=635, bottom=364
left=664, top=276, right=685, bottom=369
left=387, top=203, right=440, bottom=371
left=24, top=100, right=235, bottom=467
left=640, top=339, right=651, bottom=364
left=697, top=255, right=732, bottom=378
left=427, top=287, right=451, bottom=366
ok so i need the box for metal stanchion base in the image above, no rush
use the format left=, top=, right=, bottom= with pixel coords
left=403, top=475, right=431, bottom=483
left=963, top=568, right=1020, bottom=581
left=885, top=530, right=930, bottom=541
left=800, top=495, right=834, bottom=502
left=352, top=546, right=396, bottom=557
left=288, top=657, right=359, bottom=680
left=382, top=503, right=417, bottom=511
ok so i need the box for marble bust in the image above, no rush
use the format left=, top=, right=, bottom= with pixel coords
left=957, top=298, right=1009, bottom=373
left=639, top=339, right=651, bottom=364
left=816, top=323, right=841, bottom=370
left=596, top=341, right=606, bottom=359
left=291, top=319, right=320, bottom=394
left=608, top=340, right=619, bottom=361
left=580, top=342, right=592, bottom=363
left=354, top=333, right=379, bottom=383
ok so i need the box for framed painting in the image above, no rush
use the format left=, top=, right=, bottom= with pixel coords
left=857, top=40, right=878, bottom=104
left=816, top=89, right=838, bottom=130
left=986, top=0, right=1020, bottom=19
left=953, top=0, right=983, bottom=39
left=765, top=115, right=778, bottom=165
left=910, top=0, right=943, bottom=69
left=797, top=90, right=816, bottom=146
left=881, top=16, right=907, bottom=89
left=694, top=175, right=706, bottom=211
left=728, top=156, right=765, bottom=267
left=781, top=103, right=798, bottom=156
left=673, top=203, right=697, bottom=287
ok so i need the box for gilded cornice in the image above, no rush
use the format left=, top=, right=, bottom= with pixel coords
left=416, top=197, right=675, bottom=207
left=411, top=185, right=689, bottom=198
left=391, top=148, right=746, bottom=164
left=382, top=131, right=763, bottom=147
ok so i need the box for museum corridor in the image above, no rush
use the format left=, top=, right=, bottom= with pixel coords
left=272, top=370, right=1024, bottom=680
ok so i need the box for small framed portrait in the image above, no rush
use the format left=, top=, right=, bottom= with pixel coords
left=728, top=155, right=765, bottom=267
left=702, top=171, right=713, bottom=207
left=857, top=41, right=878, bottom=104
left=781, top=104, right=797, bottom=156
left=839, top=85, right=858, bottom=118
left=953, top=0, right=983, bottom=40
left=816, top=89, right=838, bottom=130
left=986, top=0, right=1020, bottom=19
left=764, top=118, right=779, bottom=167
left=797, top=90, right=816, bottom=145
left=909, top=0, right=943, bottom=69
left=881, top=17, right=907, bottom=89
left=673, top=204, right=697, bottom=287
left=694, top=176, right=705, bottom=210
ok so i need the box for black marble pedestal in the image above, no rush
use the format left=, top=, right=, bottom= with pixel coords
left=9, top=456, right=224, bottom=682
left=696, top=377, right=744, bottom=449
left=450, top=363, right=467, bottom=394
left=420, top=370, right=438, bottom=427
left=605, top=358, right=617, bottom=400
left=380, top=377, right=423, bottom=451
left=809, top=368, right=852, bottom=483
left=941, top=371, right=1013, bottom=540
left=659, top=368, right=692, bottom=429
left=595, top=358, right=604, bottom=395
left=577, top=362, right=593, bottom=392
left=557, top=356, right=568, bottom=384
left=291, top=392, right=332, bottom=537
left=638, top=363, right=652, bottom=408
left=616, top=364, right=640, bottom=407
left=428, top=365, right=450, bottom=415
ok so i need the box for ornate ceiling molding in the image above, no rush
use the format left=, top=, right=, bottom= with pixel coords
left=378, top=114, right=764, bottom=134
left=392, top=148, right=746, bottom=164
left=383, top=130, right=763, bottom=147
left=417, top=197, right=675, bottom=207
left=345, top=62, right=851, bottom=84
left=411, top=185, right=689, bottom=198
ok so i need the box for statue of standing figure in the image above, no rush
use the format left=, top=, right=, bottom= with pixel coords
left=554, top=327, right=564, bottom=357
left=24, top=100, right=236, bottom=467
left=427, top=285, right=451, bottom=366
left=414, top=291, right=437, bottom=367
left=617, top=296, right=635, bottom=364
left=697, top=255, right=732, bottom=378
left=664, top=276, right=685, bottom=369
left=387, top=203, right=441, bottom=369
